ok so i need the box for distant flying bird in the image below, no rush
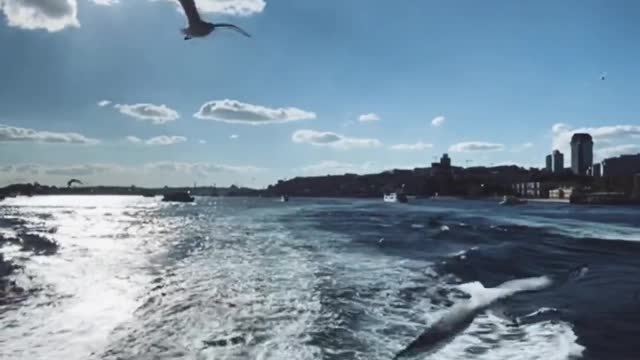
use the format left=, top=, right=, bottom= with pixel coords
left=600, top=72, right=607, bottom=80
left=177, top=0, right=251, bottom=40
left=67, top=179, right=83, bottom=188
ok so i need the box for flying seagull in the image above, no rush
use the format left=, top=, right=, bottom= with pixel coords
left=67, top=179, right=83, bottom=188
left=178, top=0, right=251, bottom=40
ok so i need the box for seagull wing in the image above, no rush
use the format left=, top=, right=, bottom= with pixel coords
left=178, top=0, right=201, bottom=26
left=213, top=23, right=251, bottom=37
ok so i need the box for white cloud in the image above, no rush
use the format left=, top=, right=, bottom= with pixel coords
left=90, top=0, right=118, bottom=5
left=168, top=0, right=265, bottom=16
left=358, top=113, right=380, bottom=123
left=115, top=103, right=179, bottom=124
left=0, top=0, right=122, bottom=32
left=389, top=142, right=433, bottom=151
left=198, top=139, right=207, bottom=144
left=145, top=135, right=186, bottom=146
left=431, top=115, right=446, bottom=127
left=292, top=129, right=382, bottom=150
left=194, top=99, right=316, bottom=125
left=125, top=136, right=142, bottom=143
left=596, top=144, right=640, bottom=160
left=551, top=123, right=640, bottom=155
left=230, top=134, right=239, bottom=139
left=97, top=100, right=112, bottom=107
left=449, top=141, right=505, bottom=153
left=0, top=124, right=99, bottom=145
left=0, top=0, right=79, bottom=32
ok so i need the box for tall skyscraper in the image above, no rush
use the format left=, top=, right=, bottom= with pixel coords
left=440, top=153, right=451, bottom=168
left=545, top=154, right=552, bottom=172
left=552, top=150, right=564, bottom=173
left=571, top=133, right=593, bottom=175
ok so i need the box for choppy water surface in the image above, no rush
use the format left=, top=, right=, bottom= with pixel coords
left=1, top=196, right=639, bottom=359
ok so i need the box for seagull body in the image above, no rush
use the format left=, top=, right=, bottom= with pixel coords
left=178, top=0, right=251, bottom=40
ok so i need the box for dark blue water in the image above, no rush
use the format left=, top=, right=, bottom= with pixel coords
left=1, top=196, right=639, bottom=359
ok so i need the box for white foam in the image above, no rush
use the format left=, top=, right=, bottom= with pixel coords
left=457, top=276, right=553, bottom=309
left=521, top=307, right=560, bottom=319
left=430, top=312, right=585, bottom=360
left=413, top=276, right=582, bottom=360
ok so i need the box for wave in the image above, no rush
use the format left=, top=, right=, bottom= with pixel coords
left=394, top=276, right=553, bottom=358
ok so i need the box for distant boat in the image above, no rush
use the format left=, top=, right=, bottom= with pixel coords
left=499, top=195, right=527, bottom=206
left=162, top=191, right=195, bottom=203
left=384, top=192, right=408, bottom=203
left=280, top=195, right=289, bottom=202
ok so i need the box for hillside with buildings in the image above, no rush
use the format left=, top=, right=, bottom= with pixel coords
left=268, top=132, right=640, bottom=203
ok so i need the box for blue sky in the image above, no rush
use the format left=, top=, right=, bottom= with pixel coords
left=1, top=0, right=639, bottom=187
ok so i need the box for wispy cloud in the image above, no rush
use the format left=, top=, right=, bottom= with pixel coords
left=511, top=142, right=534, bottom=152
left=449, top=141, right=505, bottom=153
left=115, top=103, right=179, bottom=124
left=292, top=129, right=382, bottom=150
left=90, top=0, right=119, bottom=5
left=44, top=164, right=117, bottom=176
left=125, top=135, right=186, bottom=145
left=145, top=162, right=263, bottom=174
left=97, top=100, right=112, bottom=107
left=145, top=136, right=187, bottom=146
left=389, top=142, right=434, bottom=151
left=358, top=113, right=380, bottom=123
left=298, top=160, right=375, bottom=176
left=195, top=99, right=315, bottom=125
left=198, top=139, right=207, bottom=144
left=431, top=115, right=446, bottom=127
left=230, top=134, right=239, bottom=140
left=1, top=161, right=264, bottom=187
left=4, top=164, right=41, bottom=175
left=552, top=123, right=640, bottom=155
left=0, top=124, right=99, bottom=145
left=596, top=144, right=640, bottom=159
left=125, top=136, right=142, bottom=144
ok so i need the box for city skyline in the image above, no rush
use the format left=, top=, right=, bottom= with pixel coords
left=1, top=0, right=640, bottom=187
